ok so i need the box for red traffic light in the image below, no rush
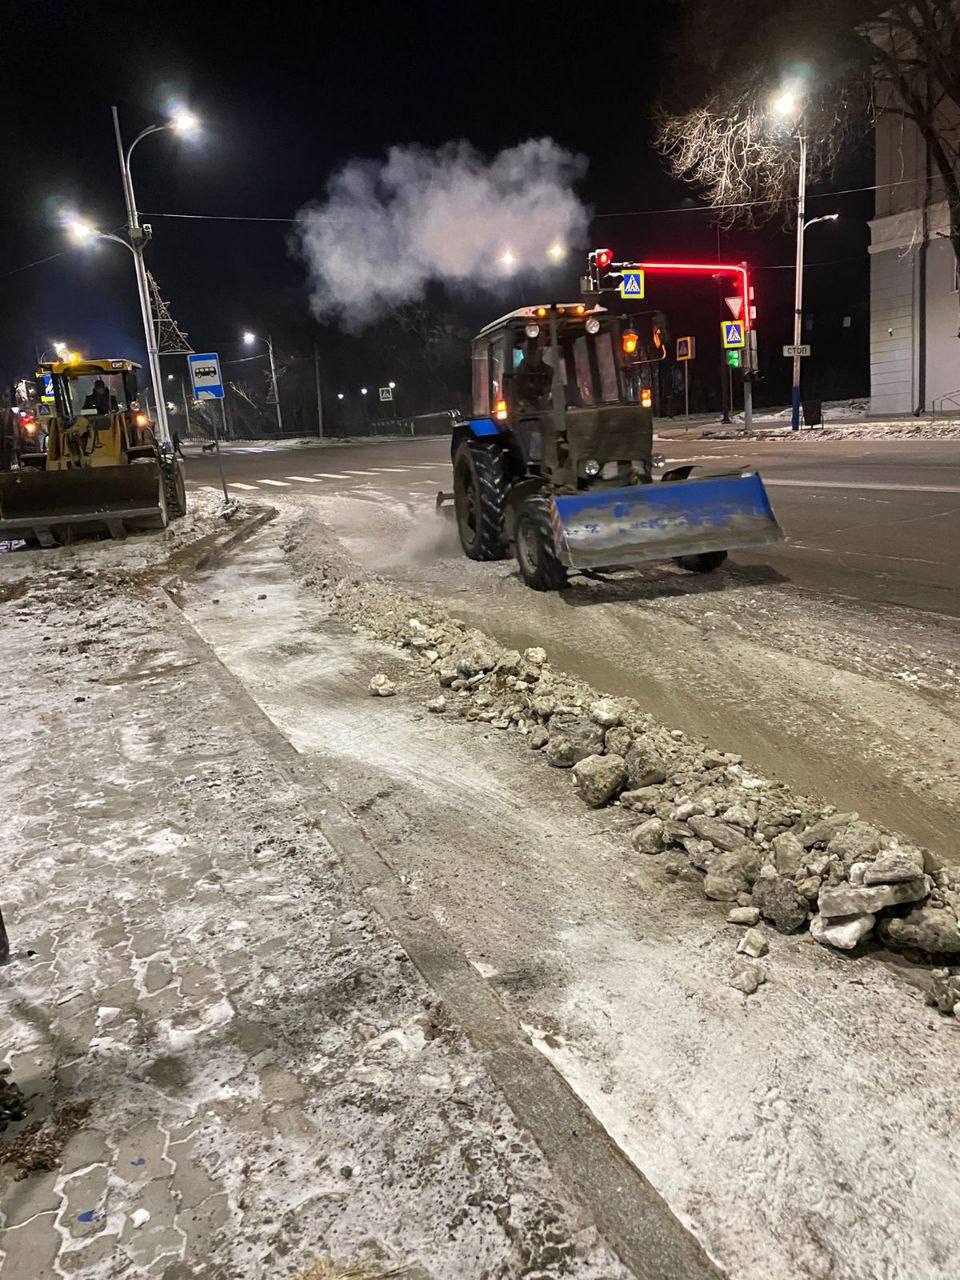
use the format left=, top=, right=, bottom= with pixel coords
left=594, top=248, right=613, bottom=271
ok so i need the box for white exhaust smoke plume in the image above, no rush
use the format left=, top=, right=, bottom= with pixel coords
left=295, top=139, right=588, bottom=327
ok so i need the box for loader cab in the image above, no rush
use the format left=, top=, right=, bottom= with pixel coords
left=33, top=359, right=156, bottom=471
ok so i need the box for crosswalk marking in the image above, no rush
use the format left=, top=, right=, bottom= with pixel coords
left=228, top=482, right=260, bottom=490
left=340, top=469, right=380, bottom=476
left=312, top=472, right=349, bottom=479
left=256, top=478, right=291, bottom=487
left=366, top=466, right=413, bottom=473
left=284, top=475, right=323, bottom=482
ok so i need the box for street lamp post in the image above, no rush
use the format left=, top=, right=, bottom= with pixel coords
left=242, top=332, right=284, bottom=433
left=110, top=105, right=198, bottom=448
left=790, top=131, right=808, bottom=432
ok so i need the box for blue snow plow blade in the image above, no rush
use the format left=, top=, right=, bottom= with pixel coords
left=552, top=472, right=783, bottom=570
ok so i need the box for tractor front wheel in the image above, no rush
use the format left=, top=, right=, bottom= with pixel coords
left=514, top=495, right=567, bottom=591
left=453, top=441, right=509, bottom=560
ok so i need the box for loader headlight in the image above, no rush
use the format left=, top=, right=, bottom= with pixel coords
left=585, top=317, right=601, bottom=336
left=584, top=459, right=601, bottom=477
left=135, top=412, right=149, bottom=426
left=525, top=323, right=540, bottom=338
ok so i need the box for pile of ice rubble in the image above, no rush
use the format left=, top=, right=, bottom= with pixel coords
left=284, top=524, right=960, bottom=1015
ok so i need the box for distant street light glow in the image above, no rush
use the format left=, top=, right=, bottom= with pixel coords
left=388, top=380, right=396, bottom=389
left=360, top=387, right=368, bottom=395
left=170, top=108, right=200, bottom=135
left=548, top=243, right=565, bottom=261
left=771, top=84, right=803, bottom=118
left=242, top=331, right=257, bottom=345
left=337, top=392, right=345, bottom=400
left=66, top=217, right=98, bottom=244
left=500, top=249, right=515, bottom=269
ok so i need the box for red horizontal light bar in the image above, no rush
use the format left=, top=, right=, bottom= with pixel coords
left=633, top=261, right=751, bottom=330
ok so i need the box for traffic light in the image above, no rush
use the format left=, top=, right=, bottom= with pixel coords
left=622, top=327, right=639, bottom=355
left=726, top=349, right=742, bottom=367
left=593, top=248, right=614, bottom=272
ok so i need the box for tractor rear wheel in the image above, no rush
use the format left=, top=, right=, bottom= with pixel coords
left=514, top=495, right=567, bottom=591
left=453, top=441, right=509, bottom=560
left=161, top=454, right=187, bottom=519
left=674, top=551, right=728, bottom=573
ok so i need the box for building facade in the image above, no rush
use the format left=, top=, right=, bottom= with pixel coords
left=869, top=100, right=959, bottom=414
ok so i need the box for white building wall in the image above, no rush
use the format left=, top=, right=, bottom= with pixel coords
left=869, top=248, right=915, bottom=414
left=926, top=239, right=960, bottom=409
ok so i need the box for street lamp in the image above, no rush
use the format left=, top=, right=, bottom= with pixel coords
left=770, top=83, right=833, bottom=431
left=337, top=392, right=345, bottom=400
left=109, top=103, right=200, bottom=448
left=242, top=331, right=284, bottom=433
left=547, top=243, right=565, bottom=262
left=360, top=387, right=368, bottom=395
left=388, top=380, right=396, bottom=389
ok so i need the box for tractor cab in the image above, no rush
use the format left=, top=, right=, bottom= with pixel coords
left=26, top=358, right=155, bottom=472
left=468, top=303, right=662, bottom=493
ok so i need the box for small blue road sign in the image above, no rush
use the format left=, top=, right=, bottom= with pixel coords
left=188, top=353, right=225, bottom=400
left=721, top=321, right=745, bottom=349
left=618, top=271, right=645, bottom=299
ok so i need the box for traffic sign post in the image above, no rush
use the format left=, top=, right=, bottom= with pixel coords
left=187, top=352, right=230, bottom=504
left=675, top=336, right=695, bottom=419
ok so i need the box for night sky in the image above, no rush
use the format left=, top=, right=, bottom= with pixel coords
left=2, top=1, right=873, bottom=416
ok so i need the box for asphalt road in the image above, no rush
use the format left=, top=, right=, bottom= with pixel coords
left=186, top=433, right=960, bottom=617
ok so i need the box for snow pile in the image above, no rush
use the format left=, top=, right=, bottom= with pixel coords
left=284, top=516, right=960, bottom=1010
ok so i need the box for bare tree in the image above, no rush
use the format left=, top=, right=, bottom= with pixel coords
left=655, top=0, right=960, bottom=268
left=656, top=87, right=861, bottom=228
left=860, top=1, right=960, bottom=272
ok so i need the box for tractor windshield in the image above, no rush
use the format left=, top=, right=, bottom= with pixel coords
left=509, top=321, right=639, bottom=410
left=62, top=373, right=130, bottom=418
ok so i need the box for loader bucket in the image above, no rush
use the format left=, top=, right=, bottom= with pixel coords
left=552, top=472, right=783, bottom=571
left=0, top=464, right=167, bottom=548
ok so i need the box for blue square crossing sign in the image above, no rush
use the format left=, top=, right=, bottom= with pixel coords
left=618, top=271, right=645, bottom=299
left=721, top=321, right=745, bottom=349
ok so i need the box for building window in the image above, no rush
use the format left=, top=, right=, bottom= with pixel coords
left=842, top=315, right=852, bottom=328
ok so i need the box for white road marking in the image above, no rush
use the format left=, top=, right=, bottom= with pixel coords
left=256, top=478, right=291, bottom=487
left=766, top=478, right=960, bottom=495
left=227, top=482, right=260, bottom=491
left=312, top=472, right=349, bottom=479
left=284, top=475, right=323, bottom=482
left=366, top=466, right=415, bottom=473
left=340, top=469, right=380, bottom=476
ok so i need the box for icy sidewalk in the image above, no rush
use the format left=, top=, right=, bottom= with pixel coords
left=0, top=561, right=626, bottom=1278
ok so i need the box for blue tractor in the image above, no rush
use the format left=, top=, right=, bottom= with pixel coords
left=448, top=300, right=782, bottom=590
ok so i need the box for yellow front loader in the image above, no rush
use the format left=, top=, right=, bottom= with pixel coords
left=0, top=358, right=186, bottom=547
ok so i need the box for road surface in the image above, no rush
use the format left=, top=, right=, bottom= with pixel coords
left=186, top=433, right=960, bottom=617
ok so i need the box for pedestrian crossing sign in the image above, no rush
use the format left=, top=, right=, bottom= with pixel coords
left=721, top=320, right=745, bottom=349
left=618, top=271, right=645, bottom=299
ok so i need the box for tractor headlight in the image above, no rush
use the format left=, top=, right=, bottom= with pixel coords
left=585, top=317, right=601, bottom=336
left=525, top=323, right=540, bottom=339
left=584, top=459, right=601, bottom=477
